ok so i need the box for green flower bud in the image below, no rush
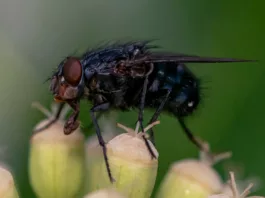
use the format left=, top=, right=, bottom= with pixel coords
left=84, top=188, right=127, bottom=198
left=0, top=165, right=19, bottom=198
left=96, top=121, right=160, bottom=198
left=156, top=141, right=232, bottom=198
left=29, top=102, right=85, bottom=198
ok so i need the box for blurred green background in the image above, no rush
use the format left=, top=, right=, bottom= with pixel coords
left=0, top=0, right=265, bottom=197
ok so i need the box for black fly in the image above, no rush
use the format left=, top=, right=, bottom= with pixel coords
left=35, top=41, right=255, bottom=182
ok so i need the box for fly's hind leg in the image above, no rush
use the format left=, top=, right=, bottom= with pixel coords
left=177, top=116, right=232, bottom=164
left=170, top=86, right=212, bottom=156
left=177, top=116, right=206, bottom=151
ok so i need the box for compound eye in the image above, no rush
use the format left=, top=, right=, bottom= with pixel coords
left=63, top=57, right=82, bottom=86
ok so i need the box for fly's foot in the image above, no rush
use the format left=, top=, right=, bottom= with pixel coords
left=117, top=120, right=160, bottom=160
left=195, top=137, right=232, bottom=166
left=64, top=119, right=80, bottom=135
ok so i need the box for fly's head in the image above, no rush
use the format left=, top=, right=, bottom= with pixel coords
left=50, top=57, right=84, bottom=102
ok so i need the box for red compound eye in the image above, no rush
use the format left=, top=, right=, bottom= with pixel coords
left=63, top=57, right=82, bottom=86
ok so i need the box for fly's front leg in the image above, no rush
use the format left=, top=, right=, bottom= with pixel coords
left=83, top=112, right=104, bottom=133
left=89, top=103, right=115, bottom=183
left=64, top=100, right=80, bottom=135
left=33, top=102, right=65, bottom=134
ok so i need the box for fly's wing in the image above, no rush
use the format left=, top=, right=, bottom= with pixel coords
left=133, top=52, right=256, bottom=64
left=111, top=52, right=256, bottom=77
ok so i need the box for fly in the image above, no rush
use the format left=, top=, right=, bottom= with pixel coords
left=34, top=40, right=255, bottom=182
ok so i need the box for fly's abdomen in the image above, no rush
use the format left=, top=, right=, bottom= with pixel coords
left=169, top=79, right=200, bottom=116
left=147, top=63, right=201, bottom=116
left=168, top=67, right=200, bottom=116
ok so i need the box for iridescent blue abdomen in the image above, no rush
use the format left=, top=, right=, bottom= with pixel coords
left=145, top=62, right=200, bottom=116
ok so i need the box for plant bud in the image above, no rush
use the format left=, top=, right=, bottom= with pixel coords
left=156, top=141, right=232, bottom=198
left=209, top=172, right=264, bottom=198
left=29, top=102, right=85, bottom=198
left=96, top=121, right=160, bottom=198
left=0, top=165, right=19, bottom=198
left=84, top=188, right=127, bottom=198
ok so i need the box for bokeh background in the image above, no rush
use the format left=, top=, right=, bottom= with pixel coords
left=0, top=0, right=265, bottom=197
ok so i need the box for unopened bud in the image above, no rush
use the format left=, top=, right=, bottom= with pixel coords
left=29, top=102, right=85, bottom=198
left=96, top=121, right=159, bottom=198
left=0, top=165, right=19, bottom=198
left=156, top=141, right=231, bottom=198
